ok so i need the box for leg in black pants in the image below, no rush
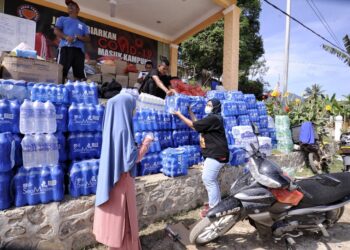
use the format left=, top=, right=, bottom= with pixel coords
left=58, top=47, right=86, bottom=82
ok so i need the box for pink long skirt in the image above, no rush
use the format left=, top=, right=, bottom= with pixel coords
left=93, top=173, right=141, bottom=250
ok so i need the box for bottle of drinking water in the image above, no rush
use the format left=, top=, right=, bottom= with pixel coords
left=46, top=134, right=59, bottom=166
left=10, top=100, right=20, bottom=134
left=38, top=84, right=46, bottom=102
left=60, top=85, right=69, bottom=104
left=44, top=101, right=57, bottom=134
left=34, top=134, right=47, bottom=166
left=96, top=105, right=105, bottom=131
left=33, top=101, right=46, bottom=134
left=22, top=134, right=36, bottom=168
left=20, top=100, right=35, bottom=134
left=31, top=84, right=39, bottom=101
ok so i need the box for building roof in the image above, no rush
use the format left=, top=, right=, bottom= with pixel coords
left=27, top=0, right=237, bottom=44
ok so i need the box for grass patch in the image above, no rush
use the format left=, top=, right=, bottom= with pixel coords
left=296, top=157, right=343, bottom=178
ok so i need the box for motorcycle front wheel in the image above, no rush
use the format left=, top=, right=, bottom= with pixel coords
left=189, top=214, right=239, bottom=245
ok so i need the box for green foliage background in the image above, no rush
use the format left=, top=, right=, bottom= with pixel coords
left=179, top=0, right=265, bottom=97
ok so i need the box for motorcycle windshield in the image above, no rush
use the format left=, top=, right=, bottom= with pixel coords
left=230, top=168, right=253, bottom=194
left=247, top=158, right=282, bottom=188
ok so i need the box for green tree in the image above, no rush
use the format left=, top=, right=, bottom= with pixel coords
left=303, top=84, right=325, bottom=100
left=322, top=35, right=350, bottom=66
left=179, top=0, right=264, bottom=80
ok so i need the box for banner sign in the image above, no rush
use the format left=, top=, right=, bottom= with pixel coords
left=4, top=0, right=158, bottom=63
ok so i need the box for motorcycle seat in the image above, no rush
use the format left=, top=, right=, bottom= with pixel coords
left=294, top=172, right=350, bottom=209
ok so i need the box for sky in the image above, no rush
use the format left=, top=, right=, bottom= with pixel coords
left=259, top=0, right=350, bottom=98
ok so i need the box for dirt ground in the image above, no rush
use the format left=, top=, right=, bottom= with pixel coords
left=87, top=205, right=350, bottom=250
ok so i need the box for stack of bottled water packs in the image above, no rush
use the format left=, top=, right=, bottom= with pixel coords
left=65, top=81, right=103, bottom=197
left=218, top=91, right=273, bottom=166
left=133, top=94, right=203, bottom=177
left=134, top=94, right=172, bottom=176
left=275, top=115, right=293, bottom=153
left=0, top=79, right=104, bottom=209
left=13, top=98, right=65, bottom=207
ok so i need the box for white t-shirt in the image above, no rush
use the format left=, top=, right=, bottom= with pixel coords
left=138, top=71, right=149, bottom=79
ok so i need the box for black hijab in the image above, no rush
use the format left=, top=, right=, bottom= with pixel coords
left=209, top=98, right=222, bottom=114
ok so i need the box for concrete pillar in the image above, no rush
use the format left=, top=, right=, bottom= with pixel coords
left=335, top=115, right=343, bottom=142
left=169, top=44, right=179, bottom=77
left=222, top=4, right=241, bottom=90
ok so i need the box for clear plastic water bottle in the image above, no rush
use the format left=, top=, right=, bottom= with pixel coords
left=80, top=104, right=89, bottom=132
left=39, top=166, right=52, bottom=203
left=68, top=133, right=77, bottom=160
left=1, top=80, right=14, bottom=99
left=55, top=104, right=68, bottom=132
left=60, top=85, right=69, bottom=105
left=55, top=132, right=67, bottom=163
left=0, top=133, right=14, bottom=172
left=13, top=80, right=27, bottom=102
left=0, top=100, right=10, bottom=133
left=33, top=101, right=46, bottom=133
left=34, top=134, right=48, bottom=166
left=51, top=85, right=58, bottom=104
left=20, top=100, right=35, bottom=134
left=12, top=134, right=22, bottom=167
left=90, top=82, right=98, bottom=104
left=69, top=161, right=81, bottom=197
left=0, top=171, right=12, bottom=210
left=46, top=134, right=59, bottom=166
left=38, top=84, right=46, bottom=102
left=96, top=105, right=104, bottom=131
left=10, top=100, right=20, bottom=133
left=45, top=84, right=52, bottom=102
left=140, top=109, right=147, bottom=132
left=52, top=165, right=64, bottom=201
left=82, top=82, right=90, bottom=104
left=68, top=103, right=80, bottom=132
left=13, top=167, right=27, bottom=207
left=75, top=81, right=84, bottom=103
left=44, top=101, right=57, bottom=134
left=27, top=168, right=41, bottom=205
left=22, top=134, right=36, bottom=168
left=30, top=83, right=39, bottom=101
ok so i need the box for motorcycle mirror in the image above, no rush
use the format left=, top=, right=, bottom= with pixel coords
left=252, top=123, right=260, bottom=135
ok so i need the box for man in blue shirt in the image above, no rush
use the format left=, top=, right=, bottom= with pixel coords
left=54, top=0, right=90, bottom=81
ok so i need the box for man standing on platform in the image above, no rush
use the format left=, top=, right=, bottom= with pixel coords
left=54, top=0, right=90, bottom=82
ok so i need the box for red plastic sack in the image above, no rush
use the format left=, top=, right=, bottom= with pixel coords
left=124, top=63, right=138, bottom=73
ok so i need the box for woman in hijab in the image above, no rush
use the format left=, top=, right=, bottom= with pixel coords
left=93, top=93, right=152, bottom=250
left=173, top=98, right=229, bottom=218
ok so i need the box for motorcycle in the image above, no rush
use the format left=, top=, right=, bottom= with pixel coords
left=291, top=124, right=332, bottom=174
left=189, top=144, right=350, bottom=249
left=339, top=132, right=350, bottom=172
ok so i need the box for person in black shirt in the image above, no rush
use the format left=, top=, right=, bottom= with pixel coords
left=173, top=98, right=229, bottom=217
left=140, top=59, right=176, bottom=99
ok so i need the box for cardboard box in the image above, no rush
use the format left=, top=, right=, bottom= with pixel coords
left=101, top=64, right=117, bottom=75
left=128, top=72, right=139, bottom=88
left=128, top=72, right=139, bottom=81
left=102, top=74, right=115, bottom=83
left=128, top=79, right=138, bottom=88
left=87, top=74, right=102, bottom=83
left=115, top=75, right=128, bottom=88
left=136, top=63, right=144, bottom=72
left=1, top=56, right=63, bottom=83
left=116, top=60, right=128, bottom=75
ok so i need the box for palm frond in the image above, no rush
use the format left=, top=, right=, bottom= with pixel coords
left=323, top=44, right=350, bottom=66
left=344, top=35, right=350, bottom=54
